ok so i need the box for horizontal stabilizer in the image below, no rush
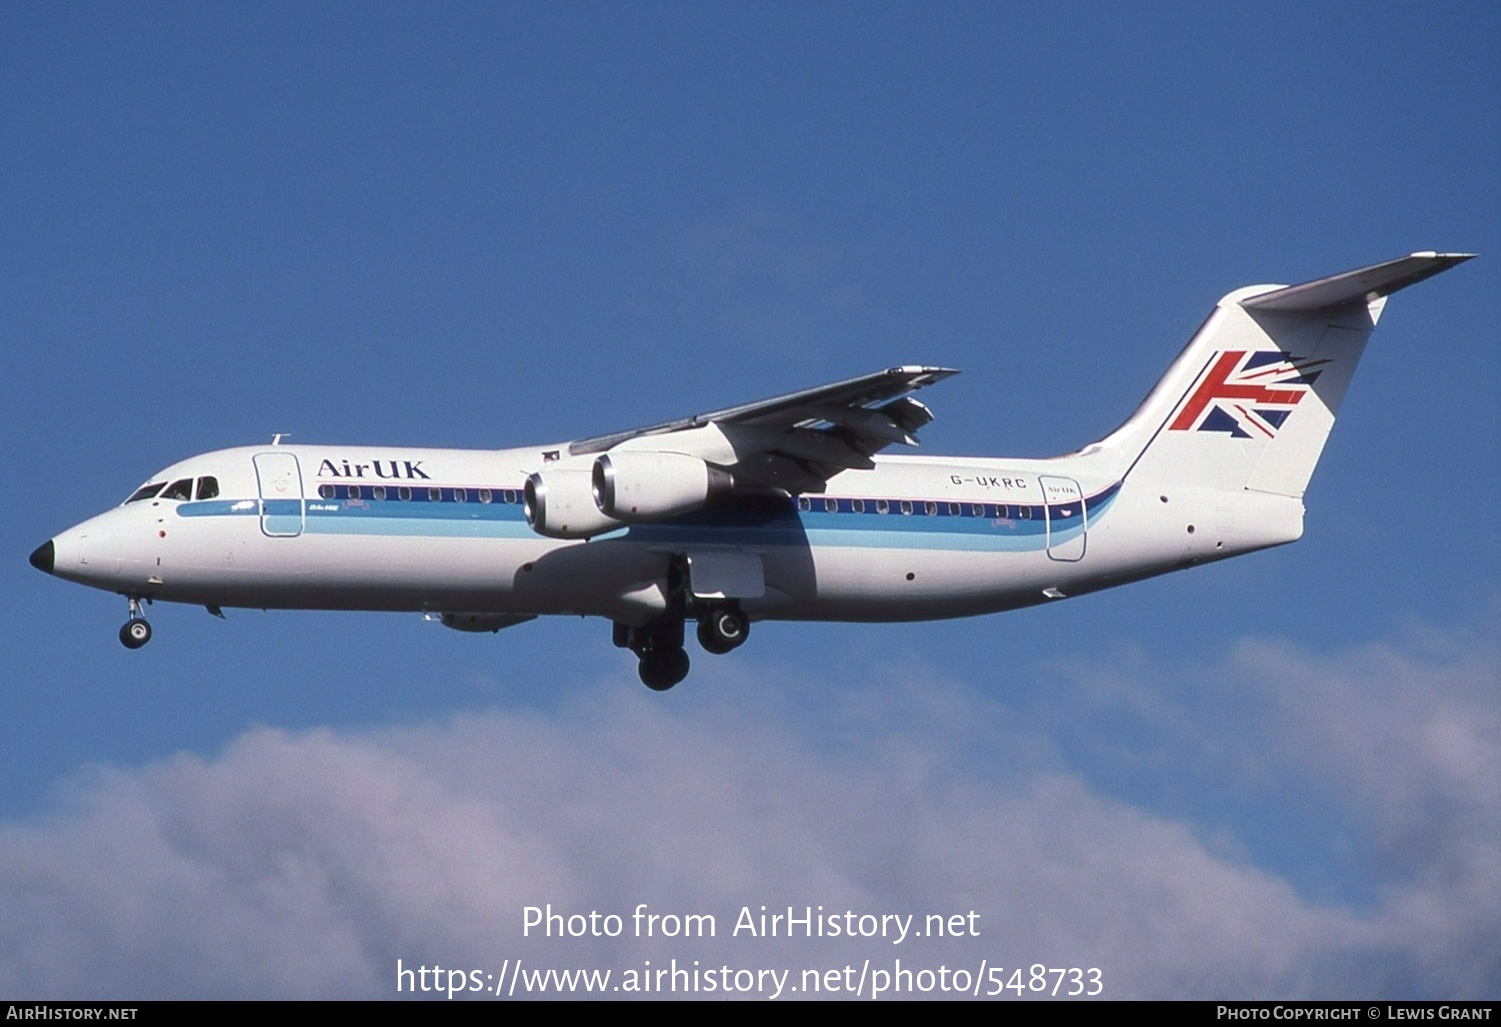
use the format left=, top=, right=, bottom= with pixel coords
left=1097, top=249, right=1474, bottom=500
left=1241, top=252, right=1475, bottom=315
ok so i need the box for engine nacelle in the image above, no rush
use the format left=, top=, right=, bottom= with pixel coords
left=437, top=612, right=537, bottom=633
left=524, top=467, right=625, bottom=539
left=592, top=452, right=733, bottom=521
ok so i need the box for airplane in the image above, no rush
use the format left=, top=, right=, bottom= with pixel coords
left=30, top=252, right=1473, bottom=690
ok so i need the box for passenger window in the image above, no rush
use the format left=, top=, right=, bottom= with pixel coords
left=876, top=500, right=889, bottom=515
left=160, top=479, right=193, bottom=502
left=504, top=489, right=517, bottom=504
left=398, top=486, right=412, bottom=502
left=948, top=502, right=960, bottom=516
left=195, top=477, right=219, bottom=500
left=319, top=484, right=335, bottom=500
left=852, top=499, right=865, bottom=513
left=479, top=489, right=492, bottom=504
left=454, top=488, right=467, bottom=503
left=825, top=498, right=837, bottom=513
left=428, top=488, right=442, bottom=502
left=372, top=485, right=386, bottom=501
left=925, top=501, right=937, bottom=516
left=798, top=497, right=811, bottom=512
left=126, top=482, right=166, bottom=504
left=348, top=485, right=362, bottom=500
left=971, top=503, right=984, bottom=517
left=900, top=500, right=913, bottom=515
left=1019, top=506, right=1032, bottom=519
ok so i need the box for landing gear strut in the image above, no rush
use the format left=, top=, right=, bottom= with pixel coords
left=609, top=557, right=692, bottom=690
left=612, top=558, right=752, bottom=691
left=612, top=603, right=752, bottom=690
left=119, top=596, right=152, bottom=650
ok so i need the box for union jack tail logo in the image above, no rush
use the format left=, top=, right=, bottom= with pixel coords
left=1168, top=350, right=1329, bottom=438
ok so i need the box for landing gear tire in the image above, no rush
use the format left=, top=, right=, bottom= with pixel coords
left=639, top=647, right=690, bottom=691
left=119, top=618, right=152, bottom=650
left=697, top=607, right=749, bottom=655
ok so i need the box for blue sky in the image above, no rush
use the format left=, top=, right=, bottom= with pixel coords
left=3, top=1, right=1497, bottom=999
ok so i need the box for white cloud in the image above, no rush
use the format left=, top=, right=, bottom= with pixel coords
left=1, top=621, right=1495, bottom=999
left=1231, top=623, right=1501, bottom=995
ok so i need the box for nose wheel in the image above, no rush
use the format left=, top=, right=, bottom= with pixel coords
left=119, top=597, right=152, bottom=650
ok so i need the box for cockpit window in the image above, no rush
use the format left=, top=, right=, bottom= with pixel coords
left=195, top=476, right=220, bottom=500
left=160, top=479, right=194, bottom=501
left=125, top=482, right=166, bottom=504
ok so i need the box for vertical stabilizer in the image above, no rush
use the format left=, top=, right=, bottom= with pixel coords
left=1090, top=253, right=1473, bottom=498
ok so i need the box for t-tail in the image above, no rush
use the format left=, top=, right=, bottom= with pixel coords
left=1059, top=252, right=1475, bottom=571
left=1087, top=252, right=1474, bottom=499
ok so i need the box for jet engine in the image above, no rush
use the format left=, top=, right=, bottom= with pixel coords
left=524, top=467, right=625, bottom=539
left=592, top=452, right=733, bottom=521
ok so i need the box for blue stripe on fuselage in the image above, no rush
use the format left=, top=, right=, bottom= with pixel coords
left=174, top=482, right=1121, bottom=551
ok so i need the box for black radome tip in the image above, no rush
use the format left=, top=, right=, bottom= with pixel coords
left=29, top=540, right=54, bottom=575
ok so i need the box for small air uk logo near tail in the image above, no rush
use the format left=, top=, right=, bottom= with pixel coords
left=1168, top=350, right=1329, bottom=438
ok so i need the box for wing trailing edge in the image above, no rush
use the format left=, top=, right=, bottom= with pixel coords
left=566, top=365, right=959, bottom=492
left=568, top=365, right=957, bottom=456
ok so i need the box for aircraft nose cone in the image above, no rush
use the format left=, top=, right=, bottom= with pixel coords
left=29, top=540, right=55, bottom=575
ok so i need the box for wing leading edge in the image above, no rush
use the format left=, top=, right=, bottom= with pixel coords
left=568, top=365, right=959, bottom=493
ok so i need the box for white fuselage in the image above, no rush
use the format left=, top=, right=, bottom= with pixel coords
left=44, top=440, right=1302, bottom=626
left=31, top=253, right=1471, bottom=686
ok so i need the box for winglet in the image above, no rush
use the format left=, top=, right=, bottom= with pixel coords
left=1240, top=252, right=1476, bottom=315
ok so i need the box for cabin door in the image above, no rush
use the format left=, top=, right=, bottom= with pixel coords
left=1040, top=475, right=1086, bottom=561
left=254, top=452, right=305, bottom=538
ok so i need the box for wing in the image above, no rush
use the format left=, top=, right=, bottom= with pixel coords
left=567, top=365, right=959, bottom=493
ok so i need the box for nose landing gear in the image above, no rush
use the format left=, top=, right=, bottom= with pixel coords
left=119, top=596, right=152, bottom=650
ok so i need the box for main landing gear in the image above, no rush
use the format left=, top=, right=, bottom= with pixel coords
left=119, top=596, right=152, bottom=650
left=697, top=606, right=750, bottom=655
left=613, top=603, right=751, bottom=692
left=611, top=554, right=755, bottom=690
left=614, top=617, right=689, bottom=691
